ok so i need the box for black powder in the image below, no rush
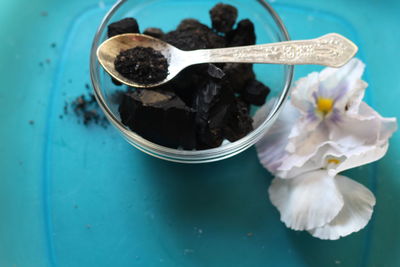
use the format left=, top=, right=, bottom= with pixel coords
left=71, top=93, right=108, bottom=127
left=62, top=84, right=109, bottom=128
left=114, top=47, right=169, bottom=85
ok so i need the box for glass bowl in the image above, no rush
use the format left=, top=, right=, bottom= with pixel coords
left=90, top=0, right=294, bottom=163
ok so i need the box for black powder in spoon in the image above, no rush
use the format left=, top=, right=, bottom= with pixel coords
left=114, top=47, right=169, bottom=85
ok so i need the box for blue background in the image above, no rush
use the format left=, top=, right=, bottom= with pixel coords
left=0, top=0, right=399, bottom=266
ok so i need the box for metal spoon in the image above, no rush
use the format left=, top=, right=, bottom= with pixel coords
left=97, top=33, right=357, bottom=88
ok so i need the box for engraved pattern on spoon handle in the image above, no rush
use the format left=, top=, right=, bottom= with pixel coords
left=198, top=33, right=358, bottom=68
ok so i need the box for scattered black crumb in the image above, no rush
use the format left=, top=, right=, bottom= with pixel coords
left=28, top=120, right=34, bottom=125
left=40, top=11, right=48, bottom=17
left=51, top=42, right=56, bottom=48
left=64, top=92, right=108, bottom=128
left=85, top=83, right=90, bottom=90
left=63, top=101, right=69, bottom=114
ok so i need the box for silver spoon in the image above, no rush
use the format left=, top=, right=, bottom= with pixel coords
left=97, top=33, right=357, bottom=88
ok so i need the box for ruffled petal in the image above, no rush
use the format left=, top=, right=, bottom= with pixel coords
left=309, top=175, right=376, bottom=240
left=255, top=102, right=300, bottom=173
left=276, top=142, right=344, bottom=178
left=336, top=142, right=388, bottom=173
left=330, top=102, right=397, bottom=147
left=356, top=103, right=398, bottom=147
left=269, top=170, right=343, bottom=230
left=291, top=58, right=366, bottom=117
left=278, top=139, right=390, bottom=178
left=286, top=118, right=328, bottom=154
left=342, top=80, right=367, bottom=115
left=319, top=58, right=366, bottom=111
left=291, top=72, right=320, bottom=114
left=277, top=101, right=397, bottom=177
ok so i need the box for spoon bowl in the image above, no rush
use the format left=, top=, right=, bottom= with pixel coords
left=97, top=33, right=358, bottom=88
left=96, top=33, right=192, bottom=88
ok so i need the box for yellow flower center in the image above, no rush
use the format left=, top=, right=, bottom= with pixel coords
left=316, top=98, right=334, bottom=115
left=327, top=159, right=340, bottom=165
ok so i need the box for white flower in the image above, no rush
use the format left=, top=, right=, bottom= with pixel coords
left=255, top=58, right=396, bottom=179
left=254, top=58, right=397, bottom=239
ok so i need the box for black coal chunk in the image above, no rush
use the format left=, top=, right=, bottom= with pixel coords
left=119, top=89, right=196, bottom=149
left=156, top=66, right=204, bottom=107
left=107, top=18, right=140, bottom=38
left=177, top=19, right=226, bottom=48
left=223, top=98, right=253, bottom=142
left=177, top=19, right=210, bottom=32
left=226, top=19, right=256, bottom=47
left=222, top=63, right=255, bottom=93
left=108, top=17, right=141, bottom=86
left=163, top=30, right=208, bottom=50
left=241, top=79, right=270, bottom=106
left=143, top=27, right=164, bottom=39
left=207, top=64, right=225, bottom=79
left=162, top=19, right=225, bottom=50
left=194, top=80, right=235, bottom=149
left=209, top=3, right=238, bottom=33
left=114, top=47, right=169, bottom=85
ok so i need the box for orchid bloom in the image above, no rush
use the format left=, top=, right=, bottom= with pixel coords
left=255, top=58, right=397, bottom=239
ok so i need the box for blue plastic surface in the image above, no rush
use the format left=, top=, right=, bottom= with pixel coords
left=0, top=0, right=399, bottom=266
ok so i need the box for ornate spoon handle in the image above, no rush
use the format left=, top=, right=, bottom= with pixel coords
left=192, top=33, right=358, bottom=68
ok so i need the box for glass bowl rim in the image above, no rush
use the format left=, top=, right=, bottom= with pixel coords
left=90, top=0, right=294, bottom=163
